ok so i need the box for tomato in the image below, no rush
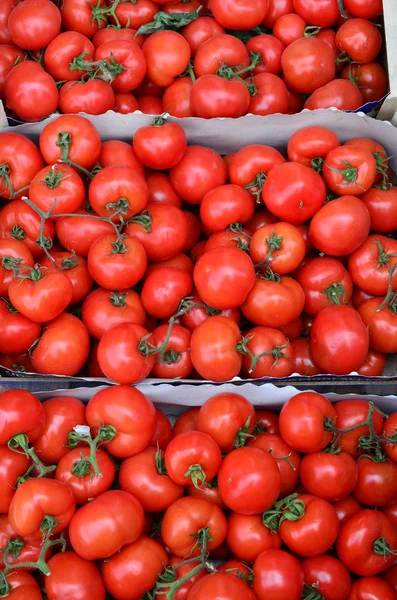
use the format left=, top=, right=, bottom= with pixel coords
left=290, top=338, right=321, bottom=375
left=0, top=200, right=53, bottom=258
left=69, top=490, right=144, bottom=560
left=95, top=39, right=146, bottom=92
left=305, top=79, right=364, bottom=111
left=86, top=386, right=156, bottom=458
left=282, top=38, right=335, bottom=94
left=0, top=133, right=44, bottom=200
left=333, top=399, right=383, bottom=458
left=182, top=17, right=224, bottom=56
left=242, top=275, right=305, bottom=328
left=157, top=555, right=206, bottom=600
left=200, top=185, right=254, bottom=232
left=247, top=34, right=284, bottom=76
left=323, top=147, right=376, bottom=196
left=82, top=288, right=145, bottom=340
left=125, top=202, right=188, bottom=261
left=2, top=571, right=42, bottom=600
left=137, top=94, right=163, bottom=114
left=226, top=513, right=281, bottom=563
left=113, top=91, right=138, bottom=114
left=348, top=577, right=394, bottom=600
left=142, top=31, right=190, bottom=87
left=92, top=27, right=144, bottom=49
left=248, top=433, right=300, bottom=496
left=55, top=209, right=113, bottom=257
left=300, top=451, right=358, bottom=502
left=173, top=409, right=199, bottom=438
left=194, top=34, right=249, bottom=78
left=358, top=298, right=397, bottom=354
left=59, top=79, right=115, bottom=115
left=133, top=119, right=186, bottom=170
left=150, top=324, right=193, bottom=379
left=250, top=222, right=305, bottom=275
left=336, top=18, right=382, bottom=64
left=29, top=163, right=85, bottom=216
left=287, top=126, right=340, bottom=167
left=211, top=0, right=269, bottom=29
left=337, top=510, right=397, bottom=576
left=358, top=349, right=386, bottom=376
left=348, top=235, right=397, bottom=296
left=0, top=298, right=41, bottom=355
left=342, top=62, right=388, bottom=103
left=253, top=549, right=304, bottom=600
left=8, top=265, right=73, bottom=323
left=162, top=496, right=227, bottom=557
left=188, top=572, right=258, bottom=599
left=262, top=162, right=326, bottom=224
left=310, top=306, right=369, bottom=374
left=344, top=0, right=383, bottom=18
left=240, top=327, right=293, bottom=378
left=0, top=514, right=46, bottom=572
left=162, top=76, right=193, bottom=118
left=110, top=0, right=158, bottom=29
left=310, top=196, right=371, bottom=256
left=144, top=175, right=180, bottom=209
left=273, top=13, right=306, bottom=47
left=249, top=73, right=289, bottom=116
left=0, top=242, right=33, bottom=300
left=150, top=409, right=173, bottom=451
left=165, top=431, right=222, bottom=487
left=219, top=446, right=280, bottom=514
left=293, top=0, right=339, bottom=26
left=0, top=0, right=17, bottom=44
left=0, top=447, right=30, bottom=513
left=382, top=414, right=397, bottom=463
left=147, top=254, right=194, bottom=279
left=40, top=115, right=101, bottom=170
left=352, top=457, right=397, bottom=507
left=263, top=0, right=294, bottom=26
left=9, top=478, right=75, bottom=538
left=33, top=396, right=86, bottom=464
left=0, top=389, right=45, bottom=448
left=89, top=165, right=148, bottom=221
left=302, top=555, right=351, bottom=600
left=197, top=393, right=254, bottom=453
left=5, top=61, right=58, bottom=122
left=8, top=0, right=61, bottom=50
left=44, top=31, right=93, bottom=81
left=119, top=446, right=183, bottom=513
left=41, top=251, right=93, bottom=304
left=191, top=74, right=251, bottom=119
left=45, top=551, right=106, bottom=600
left=61, top=0, right=106, bottom=38
left=361, top=186, right=397, bottom=234
left=333, top=496, right=362, bottom=524
left=229, top=145, right=285, bottom=202
left=142, top=267, right=192, bottom=318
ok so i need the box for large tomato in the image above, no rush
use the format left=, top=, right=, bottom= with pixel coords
left=240, top=326, right=293, bottom=379
left=194, top=34, right=249, bottom=77
left=342, top=62, right=388, bottom=103
left=89, top=165, right=148, bottom=221
left=250, top=222, right=305, bottom=274
left=333, top=399, right=384, bottom=457
left=55, top=209, right=114, bottom=257
left=361, top=186, right=397, bottom=234
left=133, top=119, right=186, bottom=169
left=348, top=235, right=397, bottom=296
left=0, top=199, right=54, bottom=257
left=247, top=34, right=284, bottom=75
left=335, top=18, right=382, bottom=64
left=8, top=0, right=61, bottom=51
left=60, top=0, right=107, bottom=38
left=226, top=512, right=282, bottom=562
left=41, top=251, right=92, bottom=304
left=210, top=0, right=269, bottom=29
left=82, top=287, right=145, bottom=339
left=293, top=0, right=340, bottom=26
left=0, top=133, right=44, bottom=200
left=305, top=79, right=364, bottom=111
left=348, top=577, right=395, bottom=600
left=88, top=234, right=147, bottom=289
left=0, top=299, right=41, bottom=355
left=59, top=79, right=115, bottom=115
left=249, top=73, right=289, bottom=116
left=358, top=298, right=397, bottom=354
left=5, top=62, right=58, bottom=122
left=95, top=39, right=146, bottom=92
left=300, top=451, right=358, bottom=501
left=142, top=267, right=192, bottom=318
left=44, top=31, right=95, bottom=81
left=2, top=571, right=42, bottom=600
left=191, top=76, right=251, bottom=119
left=142, top=31, right=191, bottom=87
left=29, top=163, right=85, bottom=215
left=288, top=126, right=340, bottom=166
left=302, top=555, right=351, bottom=600
left=254, top=549, right=304, bottom=600
left=281, top=38, right=336, bottom=94
left=188, top=572, right=258, bottom=600
left=229, top=144, right=285, bottom=201
left=353, top=457, right=397, bottom=507
left=45, top=552, right=106, bottom=600
left=323, top=146, right=376, bottom=196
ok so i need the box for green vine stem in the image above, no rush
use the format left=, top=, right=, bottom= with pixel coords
left=8, top=433, right=56, bottom=479
left=68, top=425, right=117, bottom=478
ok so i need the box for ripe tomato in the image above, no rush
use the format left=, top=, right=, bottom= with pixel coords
left=211, top=0, right=269, bottom=29
left=9, top=478, right=75, bottom=538
left=262, top=162, right=326, bottom=223
left=0, top=514, right=45, bottom=571
left=361, top=186, right=397, bottom=233
left=89, top=165, right=148, bottom=221
left=287, top=126, right=340, bottom=167
left=125, top=202, right=188, bottom=261
left=88, top=234, right=147, bottom=289
left=242, top=275, right=305, bottom=328
left=229, top=145, right=285, bottom=201
left=143, top=31, right=191, bottom=87
left=114, top=91, right=139, bottom=114
left=310, top=306, right=369, bottom=374
left=86, top=386, right=156, bottom=458
left=358, top=299, right=397, bottom=354
left=323, top=147, right=376, bottom=196
left=150, top=324, right=193, bottom=379
left=95, top=39, right=146, bottom=92
left=218, top=447, right=280, bottom=514
left=279, top=392, right=335, bottom=453
left=5, top=61, right=58, bottom=122
left=41, top=251, right=92, bottom=304
left=333, top=399, right=383, bottom=457
left=44, top=31, right=94, bottom=81
left=273, top=13, right=306, bottom=47
left=145, top=172, right=182, bottom=207
left=300, top=451, right=358, bottom=501
left=101, top=536, right=168, bottom=600
left=291, top=338, right=322, bottom=376
left=182, top=17, right=225, bottom=56
left=147, top=253, right=194, bottom=278
left=306, top=78, right=364, bottom=110
left=282, top=38, right=335, bottom=94
left=142, top=267, right=192, bottom=318
left=29, top=164, right=85, bottom=215
left=60, top=0, right=106, bottom=38
left=170, top=146, right=227, bottom=205
left=157, top=555, right=206, bottom=600
left=82, top=288, right=145, bottom=340
left=249, top=73, right=289, bottom=116
left=137, top=94, right=163, bottom=114
left=8, top=0, right=61, bottom=50
left=0, top=133, right=44, bottom=200
left=353, top=457, right=397, bottom=507
left=0, top=299, right=41, bottom=355
left=188, top=572, right=258, bottom=599
left=247, top=34, right=284, bottom=75
left=302, top=555, right=351, bottom=600
left=150, top=409, right=173, bottom=450
left=248, top=433, right=300, bottom=496
left=200, top=185, right=254, bottom=232
left=250, top=222, right=305, bottom=275
left=336, top=18, right=382, bottom=64
left=0, top=389, right=45, bottom=446
left=240, top=327, right=293, bottom=379
left=254, top=549, right=304, bottom=600
left=119, top=446, right=183, bottom=512
left=133, top=119, right=186, bottom=169
left=294, top=0, right=340, bottom=26
left=348, top=577, right=394, bottom=600
left=337, top=510, right=397, bottom=576
left=45, top=552, right=106, bottom=600
left=33, top=396, right=86, bottom=464
left=8, top=266, right=73, bottom=323
left=59, top=79, right=115, bottom=115
left=55, top=209, right=114, bottom=257
left=165, top=431, right=222, bottom=487
left=39, top=115, right=101, bottom=170
left=174, top=407, right=200, bottom=436
left=70, top=490, right=144, bottom=560
left=190, top=316, right=239, bottom=380
left=0, top=200, right=54, bottom=258
left=2, top=571, right=42, bottom=600
left=226, top=513, right=281, bottom=563
left=348, top=235, right=397, bottom=296
left=162, top=76, right=194, bottom=118
left=192, top=75, right=251, bottom=119
left=382, top=414, right=397, bottom=463
left=358, top=349, right=386, bottom=376
left=110, top=0, right=158, bottom=29
left=333, top=496, right=362, bottom=524
left=344, top=0, right=383, bottom=18
left=0, top=0, right=17, bottom=44
left=0, top=447, right=30, bottom=513
left=162, top=496, right=227, bottom=557
left=194, top=34, right=248, bottom=78
left=342, top=62, right=388, bottom=103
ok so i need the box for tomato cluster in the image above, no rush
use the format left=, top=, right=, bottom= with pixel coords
left=1, top=118, right=397, bottom=380
left=0, top=0, right=387, bottom=121
left=2, top=388, right=397, bottom=600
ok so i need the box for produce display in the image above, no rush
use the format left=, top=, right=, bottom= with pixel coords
left=1, top=117, right=396, bottom=381
left=1, top=387, right=397, bottom=599
left=0, top=0, right=388, bottom=121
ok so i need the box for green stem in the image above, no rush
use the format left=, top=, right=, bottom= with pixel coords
left=67, top=425, right=117, bottom=478
left=8, top=434, right=56, bottom=479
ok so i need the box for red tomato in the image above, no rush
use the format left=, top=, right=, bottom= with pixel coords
left=309, top=196, right=371, bottom=256
left=142, top=267, right=192, bottom=318
left=170, top=145, right=227, bottom=205
left=226, top=513, right=281, bottom=563
left=336, top=18, right=382, bottom=64
left=281, top=38, right=335, bottom=94
left=188, top=572, right=258, bottom=599
left=150, top=409, right=173, bottom=450
left=143, top=31, right=191, bottom=87
left=86, top=385, right=156, bottom=458
left=69, top=490, right=144, bottom=560
left=82, top=288, right=145, bottom=340
left=342, top=62, right=388, bottom=103
left=229, top=145, right=285, bottom=202
left=249, top=73, right=289, bottom=116
left=287, top=126, right=340, bottom=167
left=133, top=119, right=186, bottom=169
left=0, top=0, right=17, bottom=44
left=219, top=446, right=280, bottom=514
left=61, top=0, right=106, bottom=38
left=0, top=239, right=34, bottom=297
left=310, top=305, right=369, bottom=374
left=182, top=17, right=225, bottom=56
left=348, top=577, right=394, bottom=600
left=333, top=399, right=383, bottom=457
left=8, top=0, right=61, bottom=50
left=44, top=31, right=94, bottom=81
left=114, top=91, right=139, bottom=114
left=241, top=275, right=305, bottom=328
left=333, top=496, right=363, bottom=524
left=94, top=39, right=146, bottom=92
left=250, top=222, right=305, bottom=275
left=59, top=79, right=115, bottom=115
left=5, top=62, right=58, bottom=122
left=191, top=316, right=242, bottom=381
left=0, top=299, right=41, bottom=355
left=291, top=337, right=322, bottom=376
left=358, top=299, right=397, bottom=354
left=300, top=451, right=358, bottom=501
left=306, top=79, right=364, bottom=111
left=344, top=0, right=383, bottom=18
left=200, top=185, right=254, bottom=232
left=137, top=94, right=163, bottom=114
left=89, top=165, right=148, bottom=221
left=348, top=235, right=397, bottom=297
left=0, top=133, right=44, bottom=200
left=0, top=200, right=54, bottom=258
left=358, top=349, right=386, bottom=376
left=197, top=393, right=255, bottom=453
left=262, top=162, right=326, bottom=224
left=248, top=433, right=300, bottom=496
left=294, top=0, right=340, bottom=26
left=211, top=0, right=269, bottom=29
left=92, top=27, right=144, bottom=48
left=0, top=389, right=45, bottom=445
left=191, top=75, right=251, bottom=119
left=45, top=551, right=106, bottom=600
left=88, top=234, right=147, bottom=290
left=146, top=253, right=194, bottom=278
left=150, top=324, right=193, bottom=379
left=194, top=34, right=249, bottom=78
left=110, top=0, right=158, bottom=29
left=337, top=510, right=397, bottom=576
left=279, top=392, right=335, bottom=453
left=353, top=457, right=397, bottom=507
left=361, top=186, right=397, bottom=233
left=0, top=447, right=30, bottom=513
left=29, top=164, right=85, bottom=215
left=162, top=76, right=194, bottom=118
left=302, top=555, right=351, bottom=600
left=165, top=431, right=222, bottom=487
left=41, top=252, right=92, bottom=304
left=323, top=146, right=376, bottom=196
left=55, top=209, right=114, bottom=257
left=254, top=549, right=304, bottom=600
left=2, top=571, right=42, bottom=600
left=145, top=172, right=182, bottom=207
left=240, top=327, right=293, bottom=379
left=263, top=0, right=294, bottom=27
left=157, top=555, right=206, bottom=600
left=174, top=407, right=200, bottom=437
left=273, top=13, right=306, bottom=47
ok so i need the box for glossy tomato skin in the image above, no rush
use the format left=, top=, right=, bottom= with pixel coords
left=150, top=409, right=173, bottom=451
left=170, top=145, right=227, bottom=205
left=143, top=31, right=191, bottom=87
left=0, top=389, right=45, bottom=444
left=146, top=172, right=182, bottom=207
left=309, top=196, right=371, bottom=256
left=41, top=252, right=93, bottom=304
left=3, top=571, right=42, bottom=600
left=300, top=451, right=358, bottom=501
left=337, top=510, right=397, bottom=576
left=165, top=431, right=222, bottom=487
left=310, top=306, right=369, bottom=375
left=119, top=446, right=183, bottom=512
left=287, top=126, right=340, bottom=166
left=0, top=199, right=54, bottom=258
left=306, top=78, right=364, bottom=111
left=226, top=513, right=282, bottom=562
left=88, top=234, right=147, bottom=290
left=336, top=18, right=382, bottom=64
left=323, top=147, right=376, bottom=196
left=211, top=0, right=269, bottom=29
left=44, top=31, right=94, bottom=81
left=281, top=38, right=335, bottom=94
left=247, top=34, right=284, bottom=75
left=348, top=235, right=397, bottom=297
left=254, top=549, right=304, bottom=600
left=86, top=385, right=156, bottom=458
left=358, top=349, right=386, bottom=376
left=353, top=457, right=397, bottom=507
left=249, top=73, right=289, bottom=116
left=142, top=267, right=192, bottom=319
left=192, top=74, right=250, bottom=119
left=348, top=577, right=395, bottom=600
left=291, top=338, right=322, bottom=376
left=333, top=496, right=362, bottom=525
left=173, top=408, right=200, bottom=436
left=248, top=433, right=300, bottom=496
left=189, top=318, right=237, bottom=381
left=0, top=0, right=17, bottom=44
left=82, top=288, right=145, bottom=340
left=114, top=91, right=139, bottom=114
left=183, top=17, right=225, bottom=56
left=133, top=121, right=186, bottom=169
left=302, top=555, right=351, bottom=600
left=358, top=299, right=397, bottom=354
left=61, top=0, right=106, bottom=37
left=229, top=144, right=285, bottom=196
left=333, top=399, right=383, bottom=457
left=262, top=162, right=326, bottom=224
left=250, top=222, right=305, bottom=275
left=33, top=396, right=86, bottom=464
left=344, top=0, right=383, bottom=17
left=70, top=490, right=144, bottom=560
left=200, top=185, right=254, bottom=232
left=151, top=324, right=193, bottom=379
left=101, top=536, right=168, bottom=600
left=89, top=165, right=148, bottom=221
left=29, top=163, right=85, bottom=215
left=342, top=62, right=388, bottom=103
left=279, top=392, right=335, bottom=453
left=110, top=0, right=158, bottom=29
left=162, top=76, right=194, bottom=118
left=194, top=247, right=255, bottom=310
left=218, top=447, right=280, bottom=514
left=293, top=0, right=339, bottom=26
left=95, top=40, right=146, bottom=93
left=8, top=0, right=61, bottom=50
left=0, top=239, right=34, bottom=297
left=161, top=496, right=227, bottom=557
left=0, top=300, right=41, bottom=355
left=5, top=62, right=59, bottom=122
left=273, top=13, right=306, bottom=47
left=45, top=551, right=106, bottom=600
left=187, top=572, right=257, bottom=599
left=241, top=327, right=294, bottom=379
left=0, top=447, right=31, bottom=513
left=0, top=133, right=44, bottom=200
left=361, top=186, right=397, bottom=234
